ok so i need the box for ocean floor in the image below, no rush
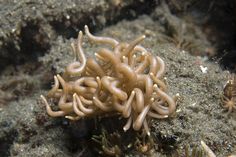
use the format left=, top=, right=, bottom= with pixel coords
left=0, top=0, right=235, bottom=156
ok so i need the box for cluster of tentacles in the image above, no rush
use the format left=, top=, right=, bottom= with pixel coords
left=41, top=25, right=177, bottom=135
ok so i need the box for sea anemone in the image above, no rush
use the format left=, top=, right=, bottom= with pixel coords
left=222, top=74, right=236, bottom=114
left=40, top=25, right=177, bottom=135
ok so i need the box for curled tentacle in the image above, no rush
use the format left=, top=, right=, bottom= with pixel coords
left=123, top=116, right=132, bottom=132
left=57, top=75, right=73, bottom=112
left=65, top=31, right=86, bottom=77
left=147, top=110, right=168, bottom=119
left=150, top=73, right=167, bottom=92
left=75, top=93, right=94, bottom=115
left=123, top=91, right=135, bottom=118
left=93, top=96, right=113, bottom=112
left=122, top=35, right=146, bottom=56
left=153, top=84, right=176, bottom=115
left=128, top=45, right=147, bottom=67
left=72, top=93, right=86, bottom=117
left=133, top=111, right=147, bottom=130
left=114, top=43, right=128, bottom=58
left=133, top=98, right=154, bottom=131
left=101, top=76, right=127, bottom=101
left=97, top=48, right=120, bottom=67
left=135, top=54, right=149, bottom=74
left=41, top=95, right=66, bottom=117
left=116, top=63, right=137, bottom=87
left=156, top=56, right=165, bottom=78
left=86, top=58, right=106, bottom=77
left=47, top=75, right=62, bottom=98
left=143, top=119, right=150, bottom=136
left=137, top=74, right=153, bottom=101
left=133, top=88, right=145, bottom=113
left=147, top=55, right=158, bottom=75
left=85, top=25, right=118, bottom=47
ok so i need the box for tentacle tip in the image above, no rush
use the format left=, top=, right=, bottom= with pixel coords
left=142, top=35, right=146, bottom=39
left=153, top=84, right=158, bottom=88
left=40, top=95, right=47, bottom=103
left=56, top=74, right=61, bottom=78
left=141, top=52, right=146, bottom=56
left=123, top=127, right=128, bottom=132
left=40, top=95, right=46, bottom=102
left=66, top=116, right=80, bottom=121
left=132, top=123, right=140, bottom=131
left=200, top=140, right=205, bottom=146
left=40, top=95, right=50, bottom=107
left=201, top=140, right=212, bottom=153
left=150, top=97, right=154, bottom=101
left=65, top=116, right=71, bottom=119
left=84, top=25, right=88, bottom=29
left=65, top=116, right=74, bottom=120
left=79, top=31, right=83, bottom=36
left=147, top=131, right=151, bottom=136
left=150, top=72, right=154, bottom=76
left=123, top=114, right=129, bottom=119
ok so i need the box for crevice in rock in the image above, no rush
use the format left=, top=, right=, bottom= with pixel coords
left=49, top=0, right=159, bottom=39
left=0, top=21, right=52, bottom=74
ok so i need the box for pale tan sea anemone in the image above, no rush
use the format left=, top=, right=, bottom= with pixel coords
left=40, top=25, right=177, bottom=135
left=222, top=74, right=236, bottom=114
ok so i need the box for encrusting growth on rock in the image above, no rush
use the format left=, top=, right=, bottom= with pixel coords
left=40, top=25, right=177, bottom=135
